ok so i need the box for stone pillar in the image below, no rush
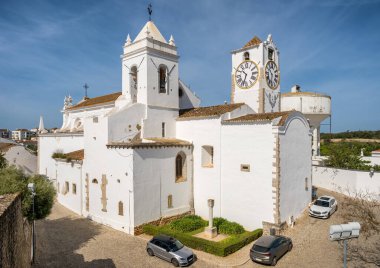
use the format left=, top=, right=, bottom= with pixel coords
left=205, top=199, right=217, bottom=238
left=312, top=126, right=319, bottom=157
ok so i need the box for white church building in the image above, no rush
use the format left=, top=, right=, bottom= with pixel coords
left=38, top=19, right=312, bottom=235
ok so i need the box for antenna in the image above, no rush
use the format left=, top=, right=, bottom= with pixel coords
left=147, top=3, right=153, bottom=21
left=83, top=83, right=89, bottom=99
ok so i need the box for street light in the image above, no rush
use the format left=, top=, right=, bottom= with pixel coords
left=28, top=183, right=36, bottom=264
left=329, top=222, right=361, bottom=268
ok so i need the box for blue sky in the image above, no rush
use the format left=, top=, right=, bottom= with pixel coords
left=0, top=0, right=379, bottom=132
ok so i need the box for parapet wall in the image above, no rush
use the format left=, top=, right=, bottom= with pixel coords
left=0, top=193, right=31, bottom=268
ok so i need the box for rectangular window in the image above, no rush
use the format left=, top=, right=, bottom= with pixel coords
left=202, top=145, right=214, bottom=168
left=72, top=183, right=77, bottom=194
left=168, top=195, right=173, bottom=208
left=240, top=164, right=250, bottom=172
left=93, top=117, right=98, bottom=123
left=305, top=177, right=309, bottom=191
left=268, top=48, right=274, bottom=60
left=65, top=181, right=69, bottom=195
left=162, top=122, right=166, bottom=138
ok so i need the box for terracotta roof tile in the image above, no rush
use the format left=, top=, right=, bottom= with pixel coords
left=65, top=149, right=84, bottom=160
left=67, top=92, right=122, bottom=110
left=178, top=103, right=244, bottom=119
left=107, top=138, right=191, bottom=149
left=225, top=111, right=293, bottom=126
left=243, top=36, right=262, bottom=48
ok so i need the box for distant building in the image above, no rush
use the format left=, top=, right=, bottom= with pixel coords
left=11, top=129, right=35, bottom=141
left=0, top=129, right=11, bottom=139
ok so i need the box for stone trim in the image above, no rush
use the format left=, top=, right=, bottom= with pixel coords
left=134, top=211, right=192, bottom=235
left=230, top=74, right=235, bottom=103
left=262, top=221, right=287, bottom=235
left=258, top=88, right=265, bottom=113
left=272, top=132, right=281, bottom=224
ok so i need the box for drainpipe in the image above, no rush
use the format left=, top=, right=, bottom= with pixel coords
left=190, top=145, right=195, bottom=213
left=79, top=162, right=83, bottom=216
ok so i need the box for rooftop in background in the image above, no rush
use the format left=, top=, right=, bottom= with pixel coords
left=67, top=92, right=122, bottom=110
left=178, top=103, right=244, bottom=119
left=225, top=111, right=292, bottom=126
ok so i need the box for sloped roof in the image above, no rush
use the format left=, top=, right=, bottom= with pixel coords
left=178, top=103, right=245, bottom=120
left=65, top=149, right=84, bottom=160
left=67, top=92, right=122, bottom=110
left=107, top=138, right=191, bottom=149
left=0, top=143, right=15, bottom=152
left=134, top=21, right=167, bottom=43
left=243, top=36, right=262, bottom=48
left=225, top=111, right=293, bottom=126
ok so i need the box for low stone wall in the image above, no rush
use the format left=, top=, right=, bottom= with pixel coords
left=134, top=211, right=192, bottom=235
left=0, top=193, right=32, bottom=268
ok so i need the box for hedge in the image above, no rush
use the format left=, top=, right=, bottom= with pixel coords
left=143, top=224, right=262, bottom=256
left=169, top=215, right=207, bottom=232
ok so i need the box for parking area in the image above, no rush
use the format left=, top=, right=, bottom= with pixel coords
left=34, top=188, right=347, bottom=268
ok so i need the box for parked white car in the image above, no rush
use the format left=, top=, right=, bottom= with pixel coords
left=309, top=196, right=338, bottom=219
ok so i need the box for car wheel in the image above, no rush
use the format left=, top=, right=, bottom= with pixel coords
left=271, top=257, right=277, bottom=266
left=171, top=258, right=179, bottom=267
left=288, top=243, right=293, bottom=252
left=147, top=248, right=154, bottom=256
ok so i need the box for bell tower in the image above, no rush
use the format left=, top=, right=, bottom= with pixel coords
left=231, top=34, right=280, bottom=113
left=121, top=20, right=179, bottom=110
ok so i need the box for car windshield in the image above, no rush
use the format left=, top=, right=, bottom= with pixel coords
left=314, top=200, right=329, bottom=207
left=168, top=239, right=184, bottom=252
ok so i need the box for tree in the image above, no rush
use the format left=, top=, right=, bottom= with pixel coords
left=0, top=152, right=7, bottom=169
left=0, top=166, right=55, bottom=220
left=325, top=145, right=371, bottom=170
left=339, top=190, right=380, bottom=266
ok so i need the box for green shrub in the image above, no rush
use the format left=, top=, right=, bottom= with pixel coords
left=169, top=215, right=207, bottom=232
left=213, top=217, right=227, bottom=229
left=219, top=221, right=245, bottom=235
left=143, top=224, right=262, bottom=256
left=51, top=152, right=66, bottom=159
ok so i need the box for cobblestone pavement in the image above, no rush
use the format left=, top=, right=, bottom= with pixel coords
left=34, top=188, right=345, bottom=268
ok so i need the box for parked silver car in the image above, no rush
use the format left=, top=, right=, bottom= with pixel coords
left=146, top=235, right=195, bottom=267
left=309, top=195, right=338, bottom=219
left=250, top=235, right=293, bottom=266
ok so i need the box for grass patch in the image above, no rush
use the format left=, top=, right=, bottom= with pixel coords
left=143, top=224, right=262, bottom=257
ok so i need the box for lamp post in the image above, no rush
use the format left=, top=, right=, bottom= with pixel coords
left=28, top=183, right=36, bottom=264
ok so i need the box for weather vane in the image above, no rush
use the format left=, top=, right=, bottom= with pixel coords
left=147, top=3, right=152, bottom=21
left=83, top=83, right=89, bottom=98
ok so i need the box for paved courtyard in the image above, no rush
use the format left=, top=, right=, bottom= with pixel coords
left=34, top=188, right=347, bottom=268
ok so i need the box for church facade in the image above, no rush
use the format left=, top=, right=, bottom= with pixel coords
left=38, top=20, right=312, bottom=234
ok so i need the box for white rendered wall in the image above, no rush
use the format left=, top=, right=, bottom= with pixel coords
left=220, top=122, right=275, bottom=231
left=5, top=145, right=37, bottom=175
left=143, top=107, right=178, bottom=138
left=133, top=147, right=192, bottom=226
left=363, top=156, right=380, bottom=166
left=38, top=134, right=84, bottom=180
left=108, top=103, right=146, bottom=142
left=312, top=166, right=380, bottom=200
left=176, top=118, right=222, bottom=220
left=279, top=116, right=312, bottom=223
left=56, top=161, right=83, bottom=215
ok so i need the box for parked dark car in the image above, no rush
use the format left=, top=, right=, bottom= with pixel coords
left=250, top=235, right=292, bottom=266
left=146, top=234, right=195, bottom=267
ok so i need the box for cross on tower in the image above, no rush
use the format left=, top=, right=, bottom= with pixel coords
left=147, top=3, right=152, bottom=21
left=83, top=83, right=89, bottom=99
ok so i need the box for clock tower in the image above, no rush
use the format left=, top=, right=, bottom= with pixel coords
left=231, top=34, right=280, bottom=113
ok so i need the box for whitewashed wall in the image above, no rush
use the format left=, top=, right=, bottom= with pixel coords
left=313, top=166, right=380, bottom=200
left=56, top=161, right=83, bottom=215
left=38, top=134, right=84, bottom=180
left=133, top=147, right=192, bottom=227
left=279, top=115, right=312, bottom=223
left=4, top=145, right=37, bottom=175
left=363, top=156, right=380, bottom=166
left=221, top=122, right=275, bottom=231
left=143, top=107, right=178, bottom=138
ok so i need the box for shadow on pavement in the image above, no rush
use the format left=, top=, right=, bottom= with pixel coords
left=33, top=215, right=116, bottom=268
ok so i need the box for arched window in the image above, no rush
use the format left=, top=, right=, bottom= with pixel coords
left=175, top=152, right=187, bottom=182
left=130, top=66, right=138, bottom=103
left=118, top=201, right=124, bottom=216
left=92, top=178, right=98, bottom=184
left=159, top=65, right=167, bottom=93
left=244, top=52, right=250, bottom=60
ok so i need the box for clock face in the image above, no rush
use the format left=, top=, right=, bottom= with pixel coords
left=234, top=60, right=259, bottom=89
left=265, top=61, right=279, bottom=89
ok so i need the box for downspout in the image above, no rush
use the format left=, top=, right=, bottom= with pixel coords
left=79, top=162, right=83, bottom=216
left=190, top=144, right=195, bottom=213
